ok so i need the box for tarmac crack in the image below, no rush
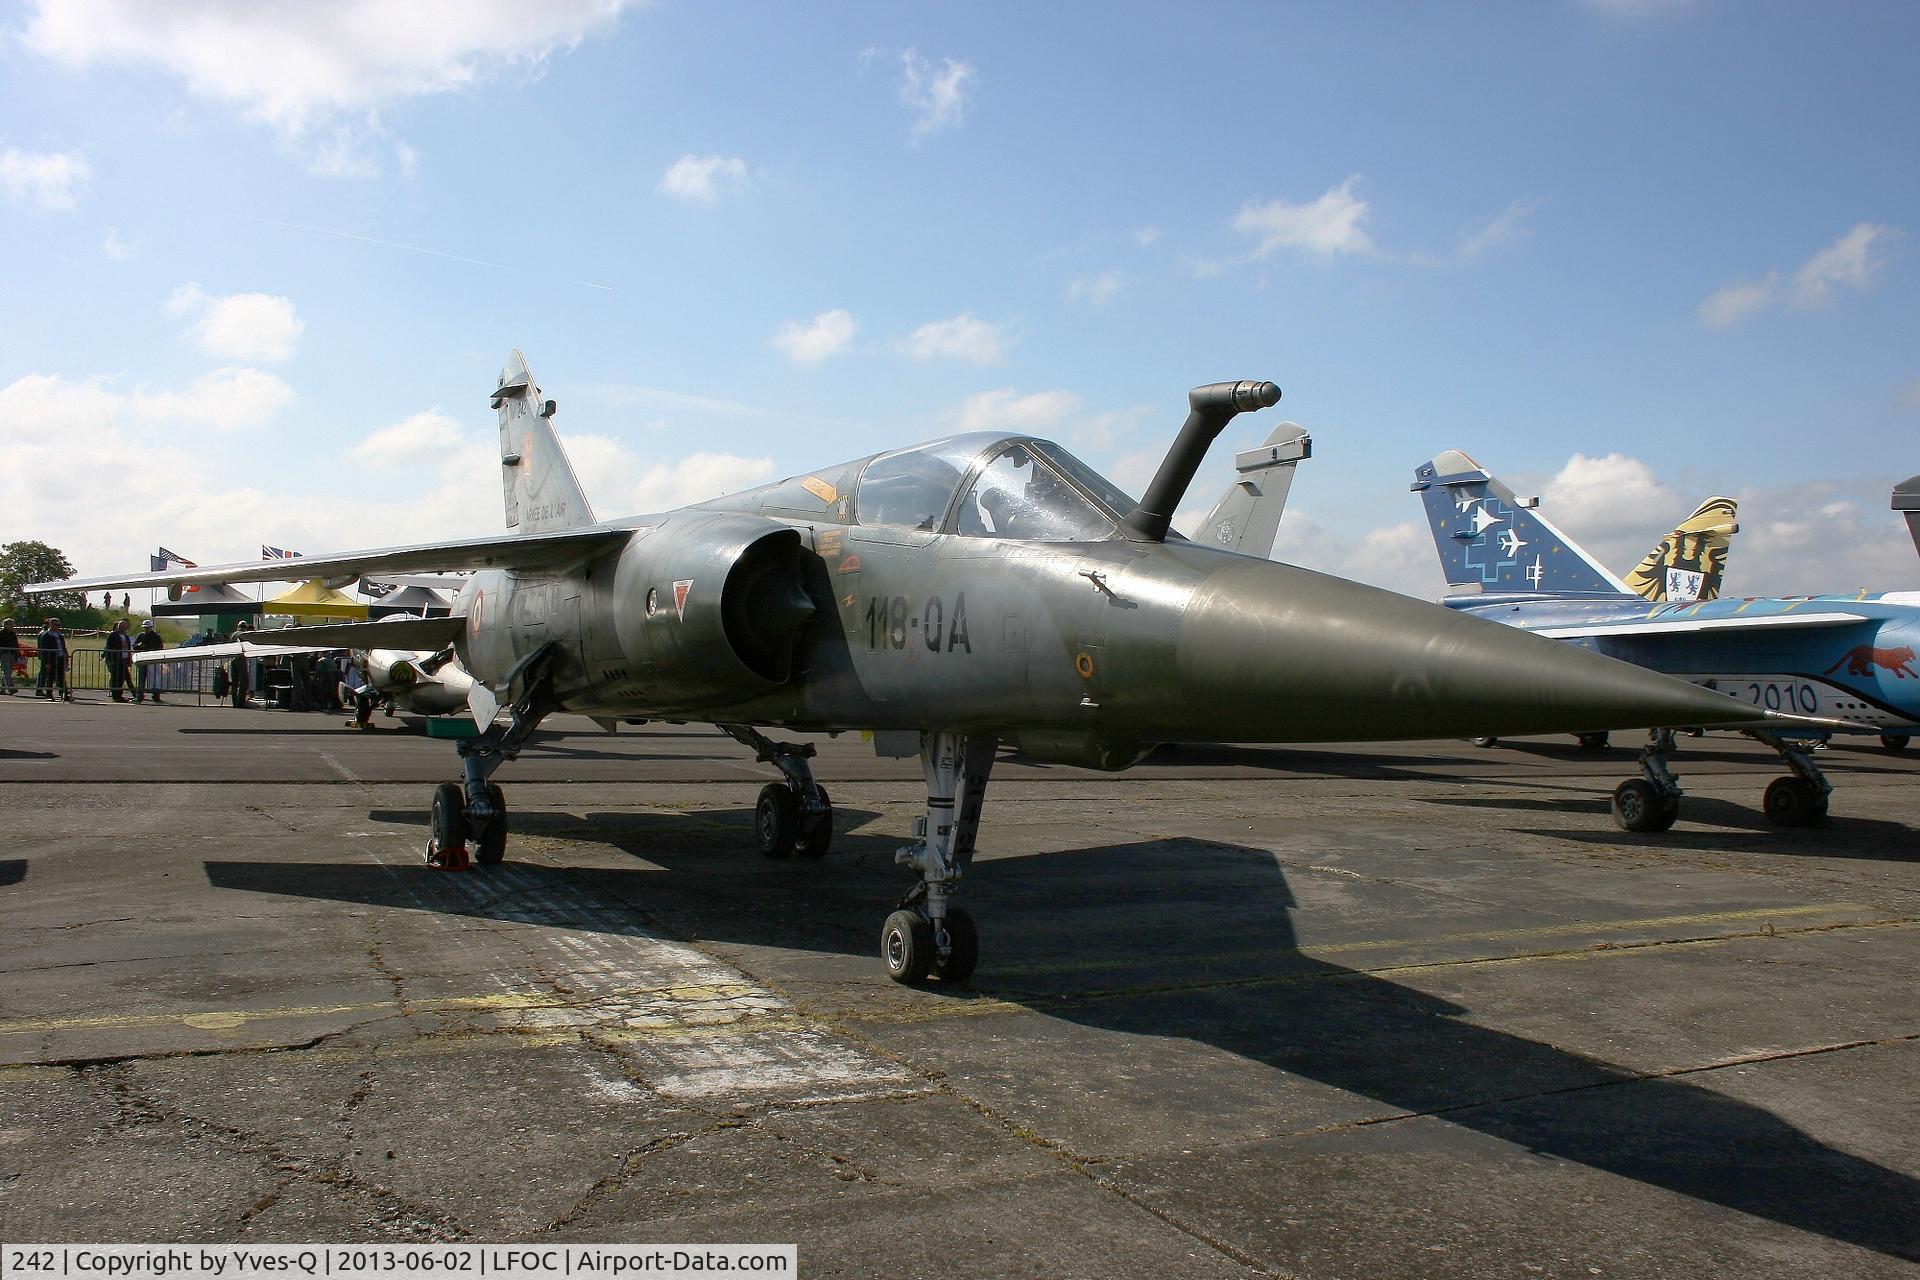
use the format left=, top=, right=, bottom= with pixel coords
left=78, top=1060, right=471, bottom=1240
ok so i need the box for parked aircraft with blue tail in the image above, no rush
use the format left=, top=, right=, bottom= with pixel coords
left=1413, top=449, right=1920, bottom=832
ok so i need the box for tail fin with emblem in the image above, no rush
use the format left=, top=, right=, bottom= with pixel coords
left=1622, top=497, right=1738, bottom=603
left=1411, top=450, right=1631, bottom=598
left=494, top=350, right=595, bottom=533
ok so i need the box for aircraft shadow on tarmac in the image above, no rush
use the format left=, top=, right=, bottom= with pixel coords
left=0, top=749, right=58, bottom=761
left=205, top=809, right=1920, bottom=1262
left=0, top=859, right=26, bottom=887
left=1417, top=793, right=1920, bottom=854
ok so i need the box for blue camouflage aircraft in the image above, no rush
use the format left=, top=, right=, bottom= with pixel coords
left=1412, top=449, right=1920, bottom=833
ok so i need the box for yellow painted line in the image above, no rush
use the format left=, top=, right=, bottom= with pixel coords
left=0, top=982, right=764, bottom=1037
left=988, top=903, right=1875, bottom=979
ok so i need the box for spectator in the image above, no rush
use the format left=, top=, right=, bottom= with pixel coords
left=103, top=618, right=134, bottom=702
left=133, top=619, right=165, bottom=703
left=35, top=617, right=71, bottom=701
left=0, top=618, right=17, bottom=695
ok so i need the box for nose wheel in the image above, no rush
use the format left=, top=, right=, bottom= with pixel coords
left=886, top=731, right=996, bottom=985
left=881, top=906, right=978, bottom=985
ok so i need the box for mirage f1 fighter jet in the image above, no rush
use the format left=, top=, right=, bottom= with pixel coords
left=38, top=353, right=1796, bottom=983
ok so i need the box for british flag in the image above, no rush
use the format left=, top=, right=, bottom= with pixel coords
left=261, top=545, right=302, bottom=560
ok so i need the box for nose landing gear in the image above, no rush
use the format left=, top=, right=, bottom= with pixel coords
left=887, top=731, right=996, bottom=985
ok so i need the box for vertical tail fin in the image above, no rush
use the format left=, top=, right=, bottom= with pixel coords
left=1411, top=450, right=1630, bottom=597
left=1895, top=474, right=1920, bottom=560
left=493, top=350, right=595, bottom=533
left=1197, top=422, right=1310, bottom=558
left=1622, top=497, right=1738, bottom=602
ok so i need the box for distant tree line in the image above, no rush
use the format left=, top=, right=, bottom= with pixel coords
left=0, top=540, right=107, bottom=629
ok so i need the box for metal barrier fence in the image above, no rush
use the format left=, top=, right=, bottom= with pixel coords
left=12, top=649, right=216, bottom=703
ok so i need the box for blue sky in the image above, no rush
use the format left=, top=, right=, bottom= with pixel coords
left=3, top=0, right=1915, bottom=596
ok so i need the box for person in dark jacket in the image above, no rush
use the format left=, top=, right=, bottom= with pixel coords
left=133, top=619, right=165, bottom=703
left=103, top=618, right=134, bottom=702
left=35, top=618, right=71, bottom=701
left=0, top=618, right=18, bottom=695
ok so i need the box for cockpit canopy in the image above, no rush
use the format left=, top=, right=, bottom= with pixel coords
left=854, top=433, right=1137, bottom=541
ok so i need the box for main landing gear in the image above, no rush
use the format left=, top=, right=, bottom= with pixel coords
left=1750, top=731, right=1830, bottom=827
left=883, top=731, right=996, bottom=986
left=719, top=724, right=834, bottom=859
left=1609, top=727, right=1833, bottom=832
left=426, top=648, right=555, bottom=871
left=1612, top=728, right=1683, bottom=832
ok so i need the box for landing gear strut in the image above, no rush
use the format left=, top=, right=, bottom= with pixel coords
left=1749, top=731, right=1831, bottom=826
left=1612, top=728, right=1682, bottom=832
left=425, top=646, right=555, bottom=870
left=886, top=731, right=996, bottom=985
left=719, top=725, right=834, bottom=859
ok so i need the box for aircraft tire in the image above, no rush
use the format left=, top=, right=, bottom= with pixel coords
left=931, top=908, right=979, bottom=984
left=1576, top=732, right=1611, bottom=751
left=881, top=910, right=934, bottom=985
left=1469, top=736, right=1499, bottom=749
left=1612, top=779, right=1678, bottom=833
left=1763, top=777, right=1824, bottom=827
left=475, top=784, right=508, bottom=866
left=796, top=785, right=833, bottom=859
left=755, top=783, right=799, bottom=859
left=1882, top=734, right=1911, bottom=754
left=429, top=782, right=468, bottom=863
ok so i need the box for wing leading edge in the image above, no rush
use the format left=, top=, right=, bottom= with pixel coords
left=27, top=526, right=636, bottom=596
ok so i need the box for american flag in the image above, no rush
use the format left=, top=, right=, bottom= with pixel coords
left=261, top=545, right=302, bottom=560
left=151, top=547, right=196, bottom=572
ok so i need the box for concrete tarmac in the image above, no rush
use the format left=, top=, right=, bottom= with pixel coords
left=3, top=698, right=1918, bottom=1277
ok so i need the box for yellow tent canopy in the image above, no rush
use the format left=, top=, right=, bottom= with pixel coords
left=260, top=579, right=369, bottom=620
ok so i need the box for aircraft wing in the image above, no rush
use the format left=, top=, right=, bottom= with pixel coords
left=1532, top=611, right=1871, bottom=640
left=134, top=641, right=332, bottom=664
left=27, top=526, right=634, bottom=595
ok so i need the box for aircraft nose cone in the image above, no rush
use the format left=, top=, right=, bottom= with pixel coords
left=1174, top=559, right=1757, bottom=741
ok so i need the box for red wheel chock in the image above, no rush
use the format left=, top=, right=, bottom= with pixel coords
left=425, top=838, right=471, bottom=871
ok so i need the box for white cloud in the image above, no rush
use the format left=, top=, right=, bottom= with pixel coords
left=1067, top=271, right=1122, bottom=305
left=901, top=313, right=1008, bottom=365
left=897, top=48, right=975, bottom=139
left=1266, top=513, right=1443, bottom=599
left=348, top=409, right=463, bottom=468
left=1457, top=199, right=1536, bottom=260
left=947, top=388, right=1082, bottom=434
left=165, top=283, right=305, bottom=363
left=1698, top=273, right=1779, bottom=329
left=5, top=368, right=292, bottom=441
left=130, top=367, right=296, bottom=430
left=102, top=227, right=133, bottom=260
left=772, top=309, right=856, bottom=365
left=1131, top=226, right=1162, bottom=248
left=21, top=1, right=630, bottom=176
left=1699, top=223, right=1900, bottom=327
left=1790, top=222, right=1897, bottom=307
left=658, top=153, right=749, bottom=204
left=1234, top=177, right=1375, bottom=258
left=0, top=146, right=89, bottom=210
left=630, top=452, right=776, bottom=512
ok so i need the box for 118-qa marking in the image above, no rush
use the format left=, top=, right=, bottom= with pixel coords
left=865, top=592, right=973, bottom=653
